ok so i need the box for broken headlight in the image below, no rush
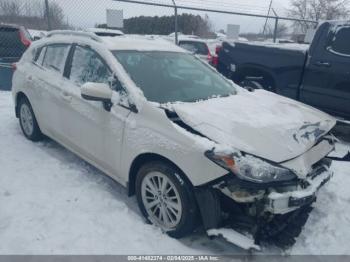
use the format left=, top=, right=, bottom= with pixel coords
left=205, top=150, right=296, bottom=184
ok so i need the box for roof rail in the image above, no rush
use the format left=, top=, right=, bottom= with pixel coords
left=46, top=30, right=103, bottom=43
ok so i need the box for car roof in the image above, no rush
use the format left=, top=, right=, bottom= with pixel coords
left=37, top=31, right=187, bottom=53
left=101, top=35, right=187, bottom=53
left=0, top=23, right=21, bottom=29
left=86, top=28, right=124, bottom=35
left=178, top=37, right=205, bottom=42
left=178, top=37, right=220, bottom=45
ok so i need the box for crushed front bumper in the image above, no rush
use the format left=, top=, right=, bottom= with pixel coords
left=266, top=167, right=333, bottom=214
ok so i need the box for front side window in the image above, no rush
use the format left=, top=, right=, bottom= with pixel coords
left=113, top=51, right=236, bottom=103
left=328, top=26, right=350, bottom=56
left=42, top=44, right=70, bottom=73
left=69, top=45, right=112, bottom=86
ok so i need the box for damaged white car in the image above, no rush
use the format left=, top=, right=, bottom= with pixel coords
left=12, top=31, right=340, bottom=250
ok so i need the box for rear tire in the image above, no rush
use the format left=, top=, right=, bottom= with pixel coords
left=135, top=161, right=198, bottom=238
left=239, top=79, right=264, bottom=91
left=239, top=75, right=275, bottom=92
left=18, top=97, right=43, bottom=142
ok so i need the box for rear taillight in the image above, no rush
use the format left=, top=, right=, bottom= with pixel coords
left=212, top=56, right=219, bottom=67
left=211, top=45, right=222, bottom=67
left=215, top=45, right=222, bottom=55
left=12, top=63, right=17, bottom=71
left=19, top=30, right=31, bottom=47
left=207, top=52, right=213, bottom=62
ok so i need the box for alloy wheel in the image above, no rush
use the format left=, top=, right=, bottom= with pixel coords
left=141, top=171, right=183, bottom=230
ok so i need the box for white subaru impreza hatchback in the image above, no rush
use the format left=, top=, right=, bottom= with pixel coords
left=12, top=30, right=337, bottom=249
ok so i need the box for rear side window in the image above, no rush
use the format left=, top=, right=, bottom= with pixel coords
left=328, top=26, right=350, bottom=56
left=34, top=46, right=47, bottom=65
left=69, top=45, right=112, bottom=86
left=42, top=45, right=70, bottom=74
left=0, top=27, right=25, bottom=57
left=179, top=41, right=209, bottom=55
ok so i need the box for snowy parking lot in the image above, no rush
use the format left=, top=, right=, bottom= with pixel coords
left=1, top=90, right=350, bottom=255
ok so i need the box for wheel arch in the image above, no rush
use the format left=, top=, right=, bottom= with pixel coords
left=15, top=91, right=29, bottom=118
left=127, top=153, right=194, bottom=197
left=236, top=64, right=277, bottom=91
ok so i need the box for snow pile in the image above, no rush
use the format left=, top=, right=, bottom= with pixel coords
left=207, top=229, right=260, bottom=251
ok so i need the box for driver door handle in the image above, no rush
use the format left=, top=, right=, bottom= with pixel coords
left=314, top=61, right=331, bottom=67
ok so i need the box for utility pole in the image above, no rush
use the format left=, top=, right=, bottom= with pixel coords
left=45, top=0, right=51, bottom=31
left=172, top=0, right=178, bottom=45
left=262, top=0, right=273, bottom=35
left=272, top=8, right=278, bottom=43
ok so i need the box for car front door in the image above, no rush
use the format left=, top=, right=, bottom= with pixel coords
left=60, top=44, right=131, bottom=179
left=301, top=23, right=350, bottom=119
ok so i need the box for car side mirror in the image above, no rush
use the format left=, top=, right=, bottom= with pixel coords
left=81, top=82, right=113, bottom=111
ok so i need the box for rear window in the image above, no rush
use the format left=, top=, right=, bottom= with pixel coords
left=34, top=46, right=47, bottom=65
left=0, top=27, right=25, bottom=58
left=179, top=41, right=209, bottom=55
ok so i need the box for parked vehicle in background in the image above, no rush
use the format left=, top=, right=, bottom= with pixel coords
left=28, top=29, right=47, bottom=41
left=12, top=30, right=339, bottom=250
left=218, top=20, right=350, bottom=120
left=178, top=38, right=222, bottom=67
left=264, top=38, right=296, bottom=44
left=86, top=28, right=124, bottom=37
left=0, top=24, right=32, bottom=90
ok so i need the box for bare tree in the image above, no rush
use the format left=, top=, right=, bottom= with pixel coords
left=288, top=0, right=350, bottom=33
left=0, top=0, right=69, bottom=30
left=265, top=22, right=289, bottom=38
left=0, top=0, right=21, bottom=17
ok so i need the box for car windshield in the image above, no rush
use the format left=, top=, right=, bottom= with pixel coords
left=113, top=51, right=236, bottom=103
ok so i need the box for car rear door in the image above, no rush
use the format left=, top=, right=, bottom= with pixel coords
left=301, top=23, right=350, bottom=119
left=33, top=44, right=72, bottom=138
left=61, top=44, right=130, bottom=178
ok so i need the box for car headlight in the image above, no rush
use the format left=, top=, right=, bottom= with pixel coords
left=205, top=150, right=296, bottom=183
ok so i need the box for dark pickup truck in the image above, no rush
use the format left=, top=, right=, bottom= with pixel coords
left=218, top=21, right=350, bottom=120
left=0, top=24, right=32, bottom=90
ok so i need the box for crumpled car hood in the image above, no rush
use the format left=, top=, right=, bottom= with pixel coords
left=172, top=90, right=336, bottom=163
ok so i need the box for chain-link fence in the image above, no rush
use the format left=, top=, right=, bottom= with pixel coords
left=0, top=0, right=317, bottom=90
left=0, top=0, right=319, bottom=39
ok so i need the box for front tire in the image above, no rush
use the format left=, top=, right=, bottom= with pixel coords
left=18, top=97, right=43, bottom=142
left=135, top=161, right=198, bottom=238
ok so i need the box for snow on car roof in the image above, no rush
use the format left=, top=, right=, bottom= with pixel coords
left=228, top=40, right=309, bottom=52
left=36, top=31, right=186, bottom=53
left=86, top=28, right=124, bottom=35
left=102, top=35, right=187, bottom=53
left=0, top=23, right=21, bottom=29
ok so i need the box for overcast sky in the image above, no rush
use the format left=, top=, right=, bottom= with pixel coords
left=56, top=0, right=293, bottom=33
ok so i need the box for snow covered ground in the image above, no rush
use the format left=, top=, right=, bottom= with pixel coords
left=0, top=90, right=350, bottom=255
